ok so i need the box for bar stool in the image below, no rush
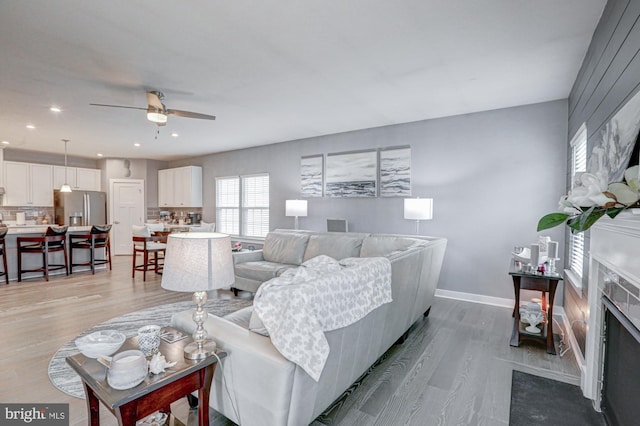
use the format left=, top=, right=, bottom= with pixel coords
left=17, top=226, right=69, bottom=282
left=69, top=224, right=112, bottom=274
left=132, top=225, right=167, bottom=281
left=0, top=226, right=8, bottom=285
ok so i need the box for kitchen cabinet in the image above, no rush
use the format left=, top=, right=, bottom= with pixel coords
left=4, top=161, right=54, bottom=206
left=158, top=166, right=202, bottom=208
left=53, top=166, right=101, bottom=191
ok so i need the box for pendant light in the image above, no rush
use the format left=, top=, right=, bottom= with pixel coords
left=60, top=139, right=72, bottom=193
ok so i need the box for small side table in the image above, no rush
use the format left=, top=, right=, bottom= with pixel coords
left=67, top=334, right=225, bottom=426
left=509, top=270, right=563, bottom=355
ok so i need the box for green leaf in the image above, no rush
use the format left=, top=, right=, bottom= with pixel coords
left=568, top=208, right=605, bottom=232
left=537, top=213, right=569, bottom=231
left=606, top=207, right=626, bottom=219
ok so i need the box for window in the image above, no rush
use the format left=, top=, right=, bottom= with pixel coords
left=216, top=174, right=269, bottom=237
left=568, top=124, right=587, bottom=279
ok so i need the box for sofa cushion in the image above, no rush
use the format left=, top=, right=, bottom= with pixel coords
left=360, top=236, right=426, bottom=257
left=262, top=232, right=309, bottom=265
left=303, top=234, right=364, bottom=262
left=223, top=306, right=253, bottom=329
left=234, top=260, right=297, bottom=283
left=249, top=310, right=270, bottom=336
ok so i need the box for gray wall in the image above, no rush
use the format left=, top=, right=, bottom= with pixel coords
left=172, top=100, right=567, bottom=300
left=566, top=0, right=640, bottom=356
left=4, top=148, right=98, bottom=168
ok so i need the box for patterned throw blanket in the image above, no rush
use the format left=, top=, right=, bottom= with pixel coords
left=253, top=255, right=392, bottom=381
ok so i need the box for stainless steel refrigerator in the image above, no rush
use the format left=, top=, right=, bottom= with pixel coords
left=53, top=190, right=107, bottom=226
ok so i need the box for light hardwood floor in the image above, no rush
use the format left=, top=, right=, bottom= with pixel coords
left=0, top=256, right=580, bottom=426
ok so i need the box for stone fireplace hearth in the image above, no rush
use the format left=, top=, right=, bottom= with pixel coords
left=582, top=212, right=640, bottom=414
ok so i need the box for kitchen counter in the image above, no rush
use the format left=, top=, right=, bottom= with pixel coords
left=2, top=225, right=104, bottom=281
left=3, top=225, right=93, bottom=235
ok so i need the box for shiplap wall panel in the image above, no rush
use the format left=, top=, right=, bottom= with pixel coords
left=569, top=0, right=629, bottom=118
left=565, top=0, right=640, bottom=358
left=569, top=0, right=638, bottom=136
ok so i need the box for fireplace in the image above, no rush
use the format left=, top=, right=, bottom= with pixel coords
left=601, top=296, right=640, bottom=426
left=582, top=213, right=640, bottom=416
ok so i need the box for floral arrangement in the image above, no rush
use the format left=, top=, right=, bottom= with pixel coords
left=537, top=165, right=639, bottom=233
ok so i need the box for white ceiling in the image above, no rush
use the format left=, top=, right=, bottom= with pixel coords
left=0, top=0, right=606, bottom=161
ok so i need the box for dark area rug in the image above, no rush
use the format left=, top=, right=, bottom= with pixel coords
left=509, top=370, right=605, bottom=426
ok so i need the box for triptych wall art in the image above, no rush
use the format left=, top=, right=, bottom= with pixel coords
left=300, top=146, right=411, bottom=198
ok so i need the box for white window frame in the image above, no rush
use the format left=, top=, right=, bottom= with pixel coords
left=566, top=123, right=587, bottom=291
left=215, top=174, right=270, bottom=238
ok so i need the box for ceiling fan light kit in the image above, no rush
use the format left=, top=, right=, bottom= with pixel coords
left=90, top=90, right=215, bottom=126
left=146, top=110, right=168, bottom=124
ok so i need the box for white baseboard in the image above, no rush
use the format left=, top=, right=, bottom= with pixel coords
left=434, top=289, right=513, bottom=309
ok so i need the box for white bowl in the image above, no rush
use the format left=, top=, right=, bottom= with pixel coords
left=75, top=330, right=126, bottom=358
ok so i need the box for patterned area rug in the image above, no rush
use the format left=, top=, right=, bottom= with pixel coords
left=48, top=298, right=252, bottom=399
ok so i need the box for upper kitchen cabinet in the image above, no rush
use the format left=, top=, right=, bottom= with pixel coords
left=53, top=166, right=101, bottom=191
left=4, top=161, right=54, bottom=206
left=158, top=166, right=202, bottom=208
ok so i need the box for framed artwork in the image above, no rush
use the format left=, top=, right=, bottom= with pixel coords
left=588, top=89, right=640, bottom=183
left=300, top=155, right=323, bottom=197
left=325, top=150, right=377, bottom=197
left=379, top=146, right=411, bottom=197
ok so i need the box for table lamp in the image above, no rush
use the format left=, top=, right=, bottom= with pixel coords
left=404, top=198, right=433, bottom=235
left=161, top=233, right=235, bottom=360
left=285, top=199, right=308, bottom=230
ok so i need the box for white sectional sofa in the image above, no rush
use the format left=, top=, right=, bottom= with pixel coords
left=171, top=230, right=447, bottom=426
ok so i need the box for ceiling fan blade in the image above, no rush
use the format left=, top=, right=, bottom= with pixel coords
left=146, top=91, right=164, bottom=110
left=90, top=103, right=148, bottom=111
left=167, top=109, right=216, bottom=120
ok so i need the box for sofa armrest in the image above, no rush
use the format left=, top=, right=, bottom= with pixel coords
left=233, top=249, right=264, bottom=264
left=171, top=311, right=296, bottom=426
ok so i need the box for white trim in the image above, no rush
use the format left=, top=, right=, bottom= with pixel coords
left=557, top=307, right=585, bottom=377
left=564, top=268, right=584, bottom=295
left=435, top=289, right=513, bottom=309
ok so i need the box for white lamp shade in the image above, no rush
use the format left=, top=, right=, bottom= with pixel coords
left=285, top=199, right=308, bottom=217
left=404, top=198, right=433, bottom=220
left=161, top=233, right=235, bottom=292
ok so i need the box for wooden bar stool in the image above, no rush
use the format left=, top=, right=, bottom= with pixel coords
left=132, top=225, right=167, bottom=281
left=17, top=226, right=69, bottom=282
left=69, top=224, right=112, bottom=274
left=0, top=227, right=8, bottom=285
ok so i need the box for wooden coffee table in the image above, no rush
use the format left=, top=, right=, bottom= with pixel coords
left=66, top=333, right=225, bottom=426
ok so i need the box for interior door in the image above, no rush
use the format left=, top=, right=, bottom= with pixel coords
left=110, top=179, right=145, bottom=255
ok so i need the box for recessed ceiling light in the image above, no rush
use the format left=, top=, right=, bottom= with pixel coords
left=171, top=132, right=179, bottom=138
left=1, top=140, right=10, bottom=145
left=50, top=106, right=62, bottom=113
left=26, top=124, right=35, bottom=129
left=134, top=143, right=141, bottom=147
left=97, top=153, right=103, bottom=157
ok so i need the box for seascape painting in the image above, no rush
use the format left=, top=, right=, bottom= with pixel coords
left=588, top=89, right=640, bottom=182
left=301, top=155, right=323, bottom=197
left=380, top=146, right=411, bottom=196
left=325, top=150, right=377, bottom=197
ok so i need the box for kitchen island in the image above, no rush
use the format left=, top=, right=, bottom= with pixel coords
left=2, top=225, right=107, bottom=282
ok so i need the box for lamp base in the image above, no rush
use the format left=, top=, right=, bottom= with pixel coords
left=183, top=340, right=217, bottom=360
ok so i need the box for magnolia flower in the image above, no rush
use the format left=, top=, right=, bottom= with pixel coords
left=540, top=165, right=640, bottom=233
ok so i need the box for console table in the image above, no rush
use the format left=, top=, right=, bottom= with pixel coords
left=66, top=335, right=224, bottom=426
left=509, top=270, right=562, bottom=355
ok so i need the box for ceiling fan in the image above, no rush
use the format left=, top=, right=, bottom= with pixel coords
left=90, top=91, right=216, bottom=126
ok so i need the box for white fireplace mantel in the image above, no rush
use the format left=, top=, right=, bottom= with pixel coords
left=583, top=210, right=640, bottom=406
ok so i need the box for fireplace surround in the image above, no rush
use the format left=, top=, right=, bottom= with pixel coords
left=582, top=212, right=640, bottom=416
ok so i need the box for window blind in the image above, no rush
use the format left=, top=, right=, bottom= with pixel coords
left=569, top=123, right=587, bottom=278
left=215, top=174, right=269, bottom=237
